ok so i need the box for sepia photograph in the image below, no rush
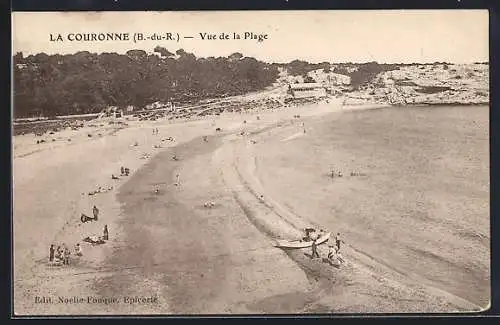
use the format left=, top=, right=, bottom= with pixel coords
left=11, top=10, right=490, bottom=315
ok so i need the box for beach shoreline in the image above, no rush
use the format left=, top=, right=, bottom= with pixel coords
left=12, top=98, right=340, bottom=314
left=13, top=100, right=487, bottom=314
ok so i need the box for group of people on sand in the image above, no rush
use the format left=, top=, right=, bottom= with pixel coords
left=152, top=128, right=160, bottom=135
left=310, top=232, right=346, bottom=265
left=49, top=224, right=110, bottom=266
left=48, top=243, right=82, bottom=266
left=83, top=224, right=110, bottom=244
left=330, top=170, right=343, bottom=178
left=49, top=201, right=110, bottom=266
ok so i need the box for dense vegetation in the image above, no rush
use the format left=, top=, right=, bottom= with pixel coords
left=274, top=60, right=330, bottom=77
left=13, top=48, right=279, bottom=118
left=334, top=62, right=400, bottom=89
left=14, top=47, right=452, bottom=118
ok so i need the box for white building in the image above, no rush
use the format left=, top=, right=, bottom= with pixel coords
left=101, top=106, right=123, bottom=118
left=288, top=83, right=327, bottom=99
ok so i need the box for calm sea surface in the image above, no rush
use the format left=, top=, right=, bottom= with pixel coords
left=256, top=105, right=490, bottom=307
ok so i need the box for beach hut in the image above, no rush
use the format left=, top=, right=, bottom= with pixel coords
left=288, top=83, right=327, bottom=99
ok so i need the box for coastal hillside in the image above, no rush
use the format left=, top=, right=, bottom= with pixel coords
left=302, top=63, right=489, bottom=105
left=13, top=48, right=489, bottom=119
left=13, top=49, right=279, bottom=118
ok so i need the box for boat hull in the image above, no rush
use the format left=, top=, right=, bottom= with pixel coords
left=274, top=232, right=331, bottom=249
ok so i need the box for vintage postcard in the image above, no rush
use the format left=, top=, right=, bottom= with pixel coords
left=12, top=10, right=489, bottom=315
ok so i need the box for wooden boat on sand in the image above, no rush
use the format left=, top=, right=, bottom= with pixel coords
left=274, top=232, right=331, bottom=249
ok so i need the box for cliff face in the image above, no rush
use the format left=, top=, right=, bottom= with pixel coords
left=343, top=63, right=489, bottom=106
left=255, top=63, right=488, bottom=106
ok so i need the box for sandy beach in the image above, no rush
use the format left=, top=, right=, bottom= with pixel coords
left=13, top=100, right=489, bottom=315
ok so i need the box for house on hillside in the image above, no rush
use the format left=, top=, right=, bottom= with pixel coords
left=145, top=101, right=161, bottom=110
left=288, top=83, right=327, bottom=99
left=100, top=106, right=123, bottom=118
left=16, top=63, right=28, bottom=70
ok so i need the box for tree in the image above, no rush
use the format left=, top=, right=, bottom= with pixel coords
left=304, top=75, right=316, bottom=83
left=153, top=46, right=174, bottom=58
left=13, top=52, right=24, bottom=64
left=12, top=48, right=280, bottom=118
left=228, top=52, right=243, bottom=61
left=126, top=49, right=147, bottom=61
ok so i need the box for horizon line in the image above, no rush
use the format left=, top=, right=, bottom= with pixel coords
left=12, top=50, right=489, bottom=66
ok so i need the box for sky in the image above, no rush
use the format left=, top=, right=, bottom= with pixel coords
left=12, top=10, right=489, bottom=64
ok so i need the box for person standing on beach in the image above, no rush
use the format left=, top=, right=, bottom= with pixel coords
left=49, top=244, right=55, bottom=262
left=103, top=225, right=109, bottom=240
left=311, top=239, right=320, bottom=259
left=93, top=205, right=99, bottom=221
left=335, top=233, right=344, bottom=251
left=63, top=246, right=71, bottom=265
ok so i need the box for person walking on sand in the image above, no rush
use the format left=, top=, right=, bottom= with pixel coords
left=93, top=205, right=99, bottom=221
left=103, top=225, right=109, bottom=240
left=335, top=232, right=344, bottom=252
left=311, top=239, right=320, bottom=259
left=49, top=244, right=55, bottom=262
